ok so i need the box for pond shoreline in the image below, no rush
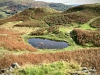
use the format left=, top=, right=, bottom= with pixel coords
left=28, top=38, right=69, bottom=49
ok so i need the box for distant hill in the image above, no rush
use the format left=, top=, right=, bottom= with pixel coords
left=0, top=0, right=34, bottom=4
left=64, top=3, right=100, bottom=15
left=0, top=0, right=72, bottom=19
left=0, top=3, right=100, bottom=26
left=49, top=3, right=72, bottom=11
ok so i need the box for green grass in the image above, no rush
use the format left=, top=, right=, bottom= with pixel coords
left=80, top=16, right=100, bottom=30
left=80, top=24, right=96, bottom=30
left=18, top=61, right=81, bottom=75
left=59, top=26, right=73, bottom=33
left=36, top=45, right=83, bottom=53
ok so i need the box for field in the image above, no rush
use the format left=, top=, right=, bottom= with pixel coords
left=0, top=3, right=100, bottom=75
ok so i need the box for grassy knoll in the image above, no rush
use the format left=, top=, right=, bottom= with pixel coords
left=18, top=61, right=81, bottom=75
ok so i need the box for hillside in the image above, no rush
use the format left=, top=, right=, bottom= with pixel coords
left=1, top=3, right=100, bottom=25
left=0, top=0, right=33, bottom=3
left=0, top=0, right=72, bottom=19
left=44, top=3, right=100, bottom=26
left=0, top=8, right=58, bottom=25
left=0, top=3, right=100, bottom=75
left=64, top=3, right=100, bottom=15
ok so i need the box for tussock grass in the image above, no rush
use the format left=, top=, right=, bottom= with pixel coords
left=18, top=61, right=81, bottom=75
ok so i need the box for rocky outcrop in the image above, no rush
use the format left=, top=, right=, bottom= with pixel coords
left=0, top=62, right=20, bottom=75
left=71, top=67, right=97, bottom=75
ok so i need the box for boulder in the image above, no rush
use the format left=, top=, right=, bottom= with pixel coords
left=81, top=67, right=88, bottom=71
left=11, top=62, right=21, bottom=69
left=70, top=67, right=97, bottom=75
left=0, top=62, right=21, bottom=74
left=1, top=69, right=6, bottom=73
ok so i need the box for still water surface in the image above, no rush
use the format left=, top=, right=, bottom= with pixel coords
left=28, top=38, right=69, bottom=49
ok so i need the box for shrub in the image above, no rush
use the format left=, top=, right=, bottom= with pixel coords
left=71, top=29, right=100, bottom=46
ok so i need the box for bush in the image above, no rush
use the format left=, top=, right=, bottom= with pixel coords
left=71, top=29, right=100, bottom=46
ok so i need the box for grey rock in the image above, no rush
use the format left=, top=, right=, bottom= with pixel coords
left=1, top=69, right=6, bottom=73
left=70, top=66, right=97, bottom=75
left=82, top=70, right=89, bottom=73
left=8, top=66, right=14, bottom=72
left=0, top=73, right=5, bottom=75
left=81, top=67, right=88, bottom=71
left=0, top=62, right=21, bottom=75
left=11, top=62, right=21, bottom=69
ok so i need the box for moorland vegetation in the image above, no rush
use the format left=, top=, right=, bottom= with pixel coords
left=0, top=3, right=100, bottom=74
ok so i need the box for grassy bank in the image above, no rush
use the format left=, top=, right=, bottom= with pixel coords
left=18, top=61, right=81, bottom=75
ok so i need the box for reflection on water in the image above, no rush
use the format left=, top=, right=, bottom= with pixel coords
left=28, top=38, right=69, bottom=49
